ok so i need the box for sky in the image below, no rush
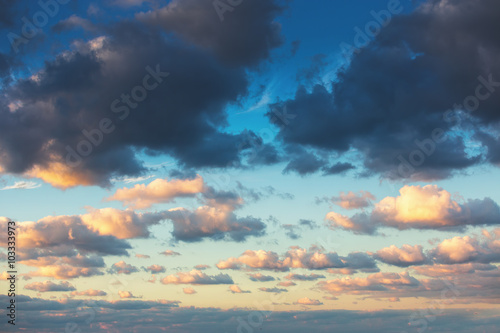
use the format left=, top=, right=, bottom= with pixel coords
left=0, top=0, right=500, bottom=332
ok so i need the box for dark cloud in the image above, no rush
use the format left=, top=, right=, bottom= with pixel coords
left=136, top=0, right=287, bottom=67
left=0, top=0, right=16, bottom=28
left=0, top=0, right=287, bottom=188
left=268, top=0, right=500, bottom=180
left=1, top=297, right=498, bottom=333
left=322, top=162, right=355, bottom=175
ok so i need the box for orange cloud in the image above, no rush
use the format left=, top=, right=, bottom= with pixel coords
left=294, top=297, right=323, bottom=305
left=183, top=287, right=197, bottom=294
left=70, top=289, right=107, bottom=296
left=332, top=191, right=375, bottom=209
left=375, top=244, right=427, bottom=267
left=107, top=175, right=205, bottom=209
left=229, top=285, right=251, bottom=294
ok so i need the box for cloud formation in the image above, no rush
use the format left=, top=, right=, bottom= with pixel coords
left=107, top=175, right=205, bottom=209
left=327, top=185, right=500, bottom=234
left=160, top=270, right=234, bottom=285
left=268, top=0, right=500, bottom=180
left=25, top=281, right=76, bottom=292
left=217, top=247, right=377, bottom=272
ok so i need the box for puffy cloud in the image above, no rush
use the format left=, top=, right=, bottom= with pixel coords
left=164, top=204, right=266, bottom=243
left=106, top=176, right=205, bottom=209
left=194, top=264, right=210, bottom=270
left=183, top=287, right=197, bottom=295
left=70, top=289, right=107, bottom=297
left=160, top=250, right=181, bottom=256
left=284, top=273, right=325, bottom=281
left=267, top=0, right=500, bottom=180
left=318, top=272, right=420, bottom=296
left=0, top=215, right=132, bottom=258
left=259, top=287, right=288, bottom=294
left=374, top=245, right=427, bottom=267
left=294, top=297, right=323, bottom=306
left=412, top=263, right=498, bottom=278
left=80, top=208, right=167, bottom=239
left=278, top=281, right=296, bottom=287
left=217, top=247, right=377, bottom=272
left=25, top=281, right=76, bottom=292
left=248, top=273, right=275, bottom=282
left=327, top=185, right=500, bottom=234
left=331, top=191, right=375, bottom=209
left=135, top=254, right=150, bottom=259
left=430, top=233, right=500, bottom=264
left=229, top=285, right=251, bottom=294
left=325, top=212, right=375, bottom=235
left=118, top=291, right=139, bottom=299
left=109, top=261, right=139, bottom=275
left=145, top=265, right=166, bottom=274
left=160, top=270, right=233, bottom=285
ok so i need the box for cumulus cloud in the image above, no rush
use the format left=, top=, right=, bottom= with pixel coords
left=164, top=201, right=266, bottom=242
left=248, top=273, right=276, bottom=282
left=284, top=273, right=326, bottom=281
left=160, top=250, right=181, bottom=256
left=135, top=254, right=150, bottom=259
left=80, top=208, right=167, bottom=239
left=374, top=245, right=427, bottom=267
left=259, top=287, right=288, bottom=294
left=294, top=297, right=323, bottom=306
left=278, top=281, right=296, bottom=287
left=229, top=285, right=251, bottom=294
left=217, top=247, right=377, bottom=272
left=0, top=215, right=132, bottom=262
left=118, top=291, right=139, bottom=299
left=429, top=233, right=500, bottom=264
left=70, top=289, right=107, bottom=297
left=106, top=175, right=205, bottom=209
left=331, top=191, right=375, bottom=209
left=108, top=261, right=139, bottom=275
left=183, top=287, right=197, bottom=295
left=25, top=281, right=76, bottom=292
left=160, top=270, right=234, bottom=285
left=318, top=272, right=420, bottom=296
left=327, top=185, right=500, bottom=234
left=145, top=265, right=166, bottom=274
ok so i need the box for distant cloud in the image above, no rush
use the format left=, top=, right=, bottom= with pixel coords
left=145, top=265, right=166, bottom=274
left=160, top=250, right=181, bottom=256
left=248, top=273, right=275, bottom=282
left=108, top=261, right=139, bottom=275
left=183, top=287, right=197, bottom=295
left=259, top=287, right=287, bottom=294
left=294, top=297, right=323, bottom=306
left=70, top=289, right=107, bottom=297
left=25, top=281, right=75, bottom=292
left=327, top=185, right=500, bottom=234
left=161, top=270, right=234, bottom=285
left=107, top=176, right=205, bottom=209
left=229, top=285, right=251, bottom=294
left=217, top=247, right=377, bottom=272
left=1, top=181, right=41, bottom=190
left=118, top=291, right=139, bottom=299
